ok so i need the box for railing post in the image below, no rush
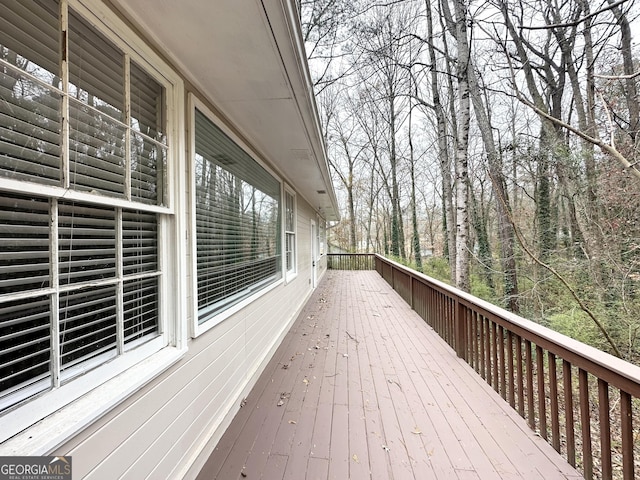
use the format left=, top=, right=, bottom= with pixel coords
left=455, top=299, right=467, bottom=360
left=409, top=274, right=414, bottom=309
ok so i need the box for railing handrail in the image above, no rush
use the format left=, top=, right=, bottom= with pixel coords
left=372, top=253, right=639, bottom=479
left=326, top=252, right=375, bottom=271
left=375, top=254, right=640, bottom=395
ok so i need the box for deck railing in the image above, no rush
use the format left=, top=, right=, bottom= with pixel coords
left=327, top=253, right=375, bottom=270
left=370, top=254, right=640, bottom=480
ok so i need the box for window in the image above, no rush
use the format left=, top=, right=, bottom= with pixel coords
left=194, top=108, right=281, bottom=325
left=0, top=1, right=173, bottom=418
left=285, top=190, right=296, bottom=274
left=319, top=218, right=326, bottom=255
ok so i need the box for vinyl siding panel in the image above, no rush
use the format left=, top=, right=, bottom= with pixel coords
left=0, top=0, right=333, bottom=477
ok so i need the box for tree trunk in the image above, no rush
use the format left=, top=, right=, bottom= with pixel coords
left=607, top=0, right=639, bottom=139
left=408, top=91, right=422, bottom=269
left=452, top=0, right=471, bottom=292
left=467, top=65, right=519, bottom=311
left=426, top=0, right=456, bottom=283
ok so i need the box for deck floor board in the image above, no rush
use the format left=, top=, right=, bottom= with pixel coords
left=196, top=271, right=582, bottom=480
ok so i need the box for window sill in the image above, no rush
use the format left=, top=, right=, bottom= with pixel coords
left=0, top=346, right=186, bottom=455
left=193, top=278, right=283, bottom=337
left=285, top=271, right=298, bottom=284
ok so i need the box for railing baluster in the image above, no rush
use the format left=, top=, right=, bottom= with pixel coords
left=431, top=290, right=436, bottom=330
left=598, top=379, right=612, bottom=480
left=451, top=298, right=456, bottom=347
left=563, top=360, right=576, bottom=467
left=492, top=321, right=499, bottom=392
left=499, top=326, right=506, bottom=399
left=447, top=297, right=452, bottom=345
left=486, top=318, right=492, bottom=385
left=516, top=334, right=525, bottom=418
left=620, top=390, right=634, bottom=479
left=466, top=307, right=473, bottom=362
left=435, top=290, right=439, bottom=331
left=526, top=340, right=535, bottom=429
left=507, top=331, right=515, bottom=408
left=473, top=312, right=479, bottom=373
left=440, top=292, right=445, bottom=337
left=548, top=351, right=560, bottom=452
left=537, top=345, right=547, bottom=440
left=480, top=316, right=486, bottom=380
left=579, top=368, right=593, bottom=479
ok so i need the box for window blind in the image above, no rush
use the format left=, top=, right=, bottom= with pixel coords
left=68, top=9, right=126, bottom=197
left=58, top=201, right=117, bottom=285
left=0, top=1, right=166, bottom=205
left=285, top=191, right=295, bottom=271
left=0, top=0, right=167, bottom=413
left=0, top=192, right=161, bottom=409
left=59, top=285, right=117, bottom=376
left=123, top=210, right=158, bottom=275
left=0, top=194, right=50, bottom=294
left=124, top=277, right=159, bottom=344
left=68, top=8, right=124, bottom=117
left=195, top=109, right=281, bottom=322
left=130, top=61, right=166, bottom=205
left=0, top=296, right=51, bottom=409
left=0, top=1, right=59, bottom=80
left=0, top=0, right=61, bottom=185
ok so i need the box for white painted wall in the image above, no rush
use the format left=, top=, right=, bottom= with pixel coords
left=0, top=2, right=331, bottom=476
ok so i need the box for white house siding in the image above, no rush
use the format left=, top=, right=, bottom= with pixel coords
left=0, top=1, right=334, bottom=477
left=52, top=195, right=325, bottom=479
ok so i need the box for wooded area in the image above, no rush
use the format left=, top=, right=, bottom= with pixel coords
left=300, top=0, right=640, bottom=362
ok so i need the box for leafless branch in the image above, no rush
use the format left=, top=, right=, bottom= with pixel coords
left=595, top=70, right=640, bottom=80
left=489, top=170, right=624, bottom=358
left=521, top=0, right=631, bottom=30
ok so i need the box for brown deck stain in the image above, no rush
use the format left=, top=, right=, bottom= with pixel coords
left=197, top=271, right=582, bottom=480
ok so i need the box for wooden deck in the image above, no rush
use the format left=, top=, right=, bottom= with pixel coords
left=197, top=271, right=582, bottom=480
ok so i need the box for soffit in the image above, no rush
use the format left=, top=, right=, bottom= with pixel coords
left=110, top=0, right=339, bottom=220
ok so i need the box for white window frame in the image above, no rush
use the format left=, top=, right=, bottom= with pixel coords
left=284, top=187, right=297, bottom=281
left=0, top=0, right=187, bottom=453
left=318, top=216, right=326, bottom=256
left=188, top=96, right=283, bottom=337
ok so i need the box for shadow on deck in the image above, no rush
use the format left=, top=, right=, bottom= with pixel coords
left=197, top=270, right=581, bottom=479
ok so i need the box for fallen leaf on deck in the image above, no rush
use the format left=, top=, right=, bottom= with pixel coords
left=277, top=392, right=290, bottom=406
left=412, top=427, right=422, bottom=435
left=303, top=378, right=309, bottom=385
left=288, top=420, right=297, bottom=424
left=352, top=454, right=359, bottom=463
